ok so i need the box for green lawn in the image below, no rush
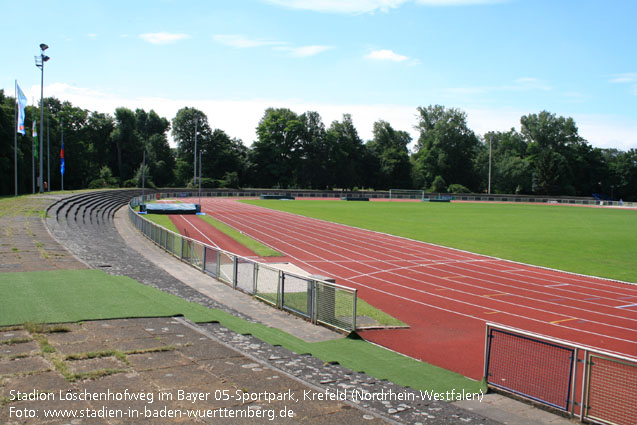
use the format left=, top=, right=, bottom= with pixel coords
left=0, top=269, right=479, bottom=393
left=197, top=215, right=282, bottom=257
left=269, top=291, right=406, bottom=327
left=143, top=213, right=180, bottom=233
left=243, top=200, right=637, bottom=283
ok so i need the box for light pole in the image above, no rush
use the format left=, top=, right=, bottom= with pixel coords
left=193, top=117, right=198, bottom=186
left=488, top=134, right=492, bottom=195
left=35, top=43, right=49, bottom=193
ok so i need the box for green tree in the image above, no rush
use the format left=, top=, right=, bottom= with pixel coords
left=412, top=105, right=481, bottom=191
left=249, top=108, right=304, bottom=188
left=477, top=130, right=532, bottom=194
left=172, top=107, right=211, bottom=185
left=57, top=101, right=90, bottom=189
left=366, top=120, right=412, bottom=190
left=110, top=107, right=140, bottom=183
left=326, top=114, right=366, bottom=190
left=86, top=112, right=115, bottom=183
left=520, top=111, right=584, bottom=195
left=297, top=111, right=329, bottom=189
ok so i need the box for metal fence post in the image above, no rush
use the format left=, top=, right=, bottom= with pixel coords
left=570, top=347, right=579, bottom=417
left=278, top=271, right=284, bottom=308
left=253, top=263, right=258, bottom=294
left=201, top=243, right=206, bottom=272
left=233, top=257, right=238, bottom=289
left=216, top=251, right=221, bottom=278
left=311, top=281, right=317, bottom=324
left=352, top=289, right=357, bottom=331
left=580, top=351, right=589, bottom=422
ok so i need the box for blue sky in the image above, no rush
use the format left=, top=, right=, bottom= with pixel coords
left=2, top=0, right=636, bottom=150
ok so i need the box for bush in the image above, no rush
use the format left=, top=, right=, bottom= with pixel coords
left=222, top=172, right=240, bottom=189
left=187, top=177, right=221, bottom=189
left=429, top=176, right=447, bottom=193
left=88, top=178, right=107, bottom=189
left=447, top=184, right=472, bottom=193
left=122, top=179, right=137, bottom=188
left=88, top=178, right=118, bottom=189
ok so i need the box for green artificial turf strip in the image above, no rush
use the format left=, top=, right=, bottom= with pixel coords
left=243, top=200, right=637, bottom=283
left=175, top=306, right=479, bottom=393
left=196, top=214, right=283, bottom=257
left=0, top=270, right=218, bottom=326
left=0, top=269, right=479, bottom=393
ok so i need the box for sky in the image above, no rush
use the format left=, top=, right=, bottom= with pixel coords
left=2, top=0, right=636, bottom=150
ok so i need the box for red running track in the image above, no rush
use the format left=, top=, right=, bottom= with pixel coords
left=174, top=198, right=637, bottom=380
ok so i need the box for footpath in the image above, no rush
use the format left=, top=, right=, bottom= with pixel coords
left=0, top=192, right=576, bottom=424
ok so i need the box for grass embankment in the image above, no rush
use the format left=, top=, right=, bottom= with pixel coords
left=278, top=292, right=405, bottom=327
left=0, top=269, right=479, bottom=393
left=244, top=200, right=637, bottom=283
left=197, top=215, right=282, bottom=257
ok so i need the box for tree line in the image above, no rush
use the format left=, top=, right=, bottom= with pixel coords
left=1, top=89, right=636, bottom=200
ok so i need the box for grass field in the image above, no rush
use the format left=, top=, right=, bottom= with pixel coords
left=243, top=200, right=637, bottom=283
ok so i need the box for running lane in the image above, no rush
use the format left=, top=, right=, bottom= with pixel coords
left=180, top=198, right=637, bottom=380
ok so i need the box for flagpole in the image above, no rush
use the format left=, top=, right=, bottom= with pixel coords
left=61, top=119, right=64, bottom=191
left=32, top=105, right=35, bottom=194
left=488, top=134, right=492, bottom=195
left=193, top=117, right=198, bottom=186
left=14, top=81, right=18, bottom=197
left=47, top=117, right=50, bottom=192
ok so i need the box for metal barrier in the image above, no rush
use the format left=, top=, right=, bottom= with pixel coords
left=585, top=353, right=637, bottom=425
left=128, top=195, right=357, bottom=332
left=484, top=323, right=637, bottom=425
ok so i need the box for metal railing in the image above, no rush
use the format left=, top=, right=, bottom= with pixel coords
left=128, top=194, right=357, bottom=332
left=484, top=323, right=637, bottom=425
left=156, top=189, right=636, bottom=208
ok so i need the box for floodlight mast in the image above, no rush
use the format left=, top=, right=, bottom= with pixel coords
left=35, top=43, right=50, bottom=193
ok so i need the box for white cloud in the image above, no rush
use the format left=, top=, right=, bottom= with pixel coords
left=442, top=77, right=551, bottom=99
left=213, top=34, right=283, bottom=48
left=264, top=0, right=404, bottom=14
left=264, top=0, right=504, bottom=14
left=610, top=73, right=637, bottom=96
left=139, top=32, right=190, bottom=45
left=415, top=0, right=503, bottom=5
left=609, top=73, right=637, bottom=84
left=275, top=45, right=333, bottom=57
left=214, top=35, right=331, bottom=58
left=365, top=49, right=409, bottom=62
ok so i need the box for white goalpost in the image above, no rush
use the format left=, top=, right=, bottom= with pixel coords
left=388, top=189, right=425, bottom=201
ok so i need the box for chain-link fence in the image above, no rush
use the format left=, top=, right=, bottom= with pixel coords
left=128, top=195, right=357, bottom=332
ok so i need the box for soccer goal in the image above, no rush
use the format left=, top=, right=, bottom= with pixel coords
left=388, top=189, right=425, bottom=201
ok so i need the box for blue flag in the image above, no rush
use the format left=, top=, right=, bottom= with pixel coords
left=16, top=83, right=27, bottom=135
left=60, top=141, right=65, bottom=176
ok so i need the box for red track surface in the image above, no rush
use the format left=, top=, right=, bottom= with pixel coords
left=173, top=198, right=637, bottom=380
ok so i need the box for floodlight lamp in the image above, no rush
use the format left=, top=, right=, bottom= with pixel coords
left=42, top=55, right=50, bottom=62
left=34, top=56, right=42, bottom=67
left=40, top=43, right=49, bottom=51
